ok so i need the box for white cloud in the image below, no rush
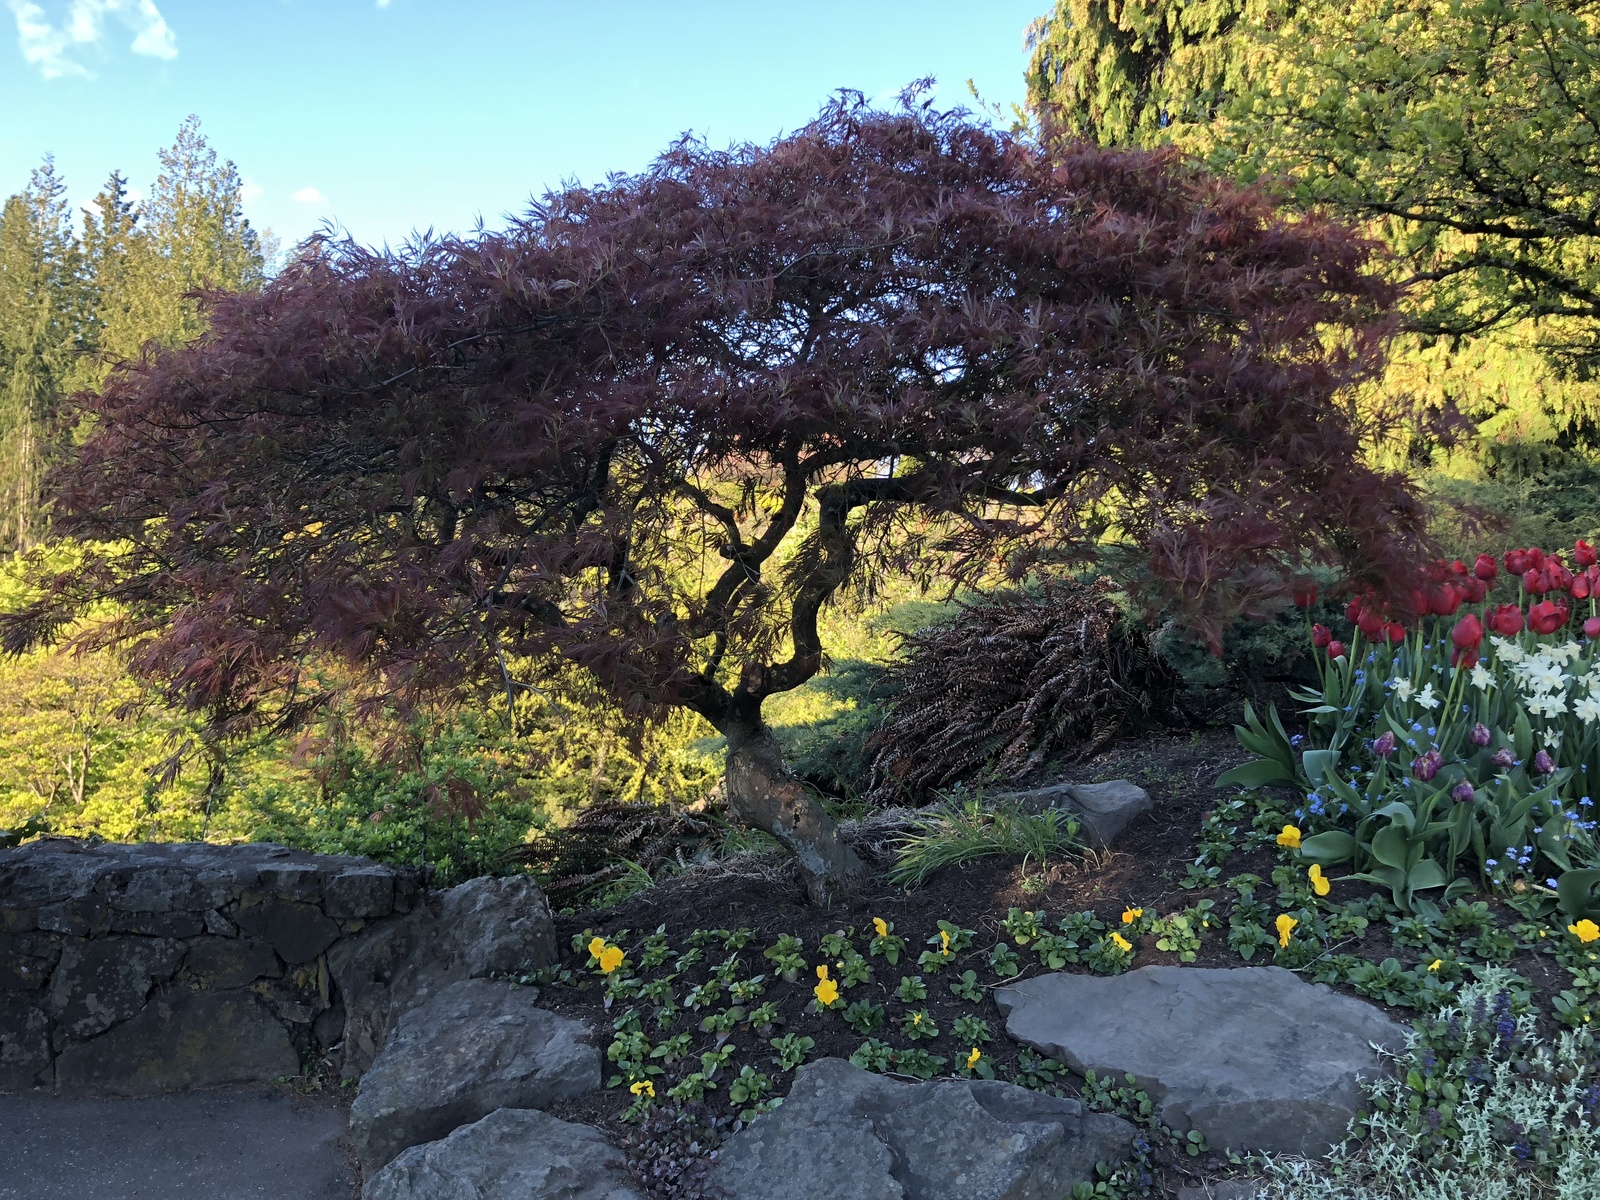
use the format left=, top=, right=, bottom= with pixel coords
left=291, top=186, right=327, bottom=205
left=240, top=178, right=264, bottom=203
left=375, top=0, right=392, bottom=7
left=9, top=0, right=175, bottom=80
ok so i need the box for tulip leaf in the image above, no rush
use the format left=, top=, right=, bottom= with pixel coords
left=1407, top=858, right=1448, bottom=890
left=1217, top=759, right=1296, bottom=789
left=1301, top=749, right=1341, bottom=786
left=1368, top=801, right=1417, bottom=832
left=1513, top=711, right=1533, bottom=762
left=1298, top=830, right=1358, bottom=864
left=1556, top=869, right=1600, bottom=922
left=1370, top=824, right=1413, bottom=872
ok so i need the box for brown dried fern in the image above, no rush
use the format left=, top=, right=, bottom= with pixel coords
left=865, top=578, right=1179, bottom=804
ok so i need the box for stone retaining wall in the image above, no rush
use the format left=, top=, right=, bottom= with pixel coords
left=0, top=838, right=431, bottom=1096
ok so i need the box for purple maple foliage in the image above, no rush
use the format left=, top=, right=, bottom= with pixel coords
left=3, top=97, right=1427, bottom=899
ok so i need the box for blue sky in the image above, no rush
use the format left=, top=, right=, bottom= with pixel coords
left=2, top=1, right=1045, bottom=252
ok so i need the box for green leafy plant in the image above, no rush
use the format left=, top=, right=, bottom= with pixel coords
left=988, top=941, right=1022, bottom=978
left=896, top=975, right=927, bottom=1003
left=769, top=1034, right=815, bottom=1071
left=949, top=969, right=984, bottom=1002
left=849, top=1039, right=895, bottom=1073
left=900, top=1009, right=939, bottom=1041
left=952, top=1014, right=992, bottom=1044
left=762, top=935, right=805, bottom=982
left=842, top=999, right=886, bottom=1034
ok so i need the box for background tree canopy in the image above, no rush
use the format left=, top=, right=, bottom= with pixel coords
left=1028, top=0, right=1600, bottom=465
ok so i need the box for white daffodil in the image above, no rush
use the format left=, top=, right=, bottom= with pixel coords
left=1545, top=641, right=1584, bottom=665
left=1517, top=661, right=1567, bottom=695
left=1416, top=683, right=1440, bottom=710
left=1527, top=693, right=1569, bottom=719
left=1392, top=678, right=1415, bottom=702
left=1491, top=636, right=1525, bottom=663
left=1470, top=663, right=1496, bottom=691
left=1576, top=694, right=1600, bottom=724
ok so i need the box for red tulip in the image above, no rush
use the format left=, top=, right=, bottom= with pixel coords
left=1326, top=640, right=1347, bottom=660
left=1586, top=616, right=1600, bottom=640
left=1576, top=539, right=1598, bottom=568
left=1462, top=576, right=1487, bottom=603
left=1291, top=578, right=1319, bottom=608
left=1505, top=549, right=1532, bottom=576
left=1489, top=604, right=1525, bottom=636
left=1345, top=598, right=1362, bottom=623
left=1311, top=623, right=1332, bottom=649
left=1572, top=573, right=1592, bottom=601
left=1473, top=554, right=1498, bottom=581
left=1357, top=608, right=1385, bottom=639
left=1529, top=599, right=1569, bottom=635
left=1428, top=584, right=1464, bottom=616
left=1385, top=622, right=1407, bottom=643
left=1451, top=613, right=1484, bottom=651
left=1523, top=568, right=1548, bottom=595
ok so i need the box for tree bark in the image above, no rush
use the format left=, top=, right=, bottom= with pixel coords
left=722, top=718, right=867, bottom=906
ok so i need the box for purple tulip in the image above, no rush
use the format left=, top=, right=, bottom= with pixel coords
left=1469, top=723, right=1492, bottom=747
left=1451, top=781, right=1476, bottom=804
left=1532, top=750, right=1556, bottom=775
left=1491, top=747, right=1517, bottom=771
left=1412, top=749, right=1444, bottom=782
left=1372, top=731, right=1397, bottom=758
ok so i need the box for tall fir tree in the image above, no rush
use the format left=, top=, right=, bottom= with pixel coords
left=103, top=115, right=265, bottom=359
left=0, top=158, right=85, bottom=551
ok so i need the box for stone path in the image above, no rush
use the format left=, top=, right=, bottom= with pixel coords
left=0, top=1086, right=359, bottom=1200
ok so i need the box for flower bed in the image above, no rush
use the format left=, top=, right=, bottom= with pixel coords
left=1225, top=543, right=1600, bottom=927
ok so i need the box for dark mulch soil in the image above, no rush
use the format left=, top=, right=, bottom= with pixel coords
left=537, top=727, right=1577, bottom=1195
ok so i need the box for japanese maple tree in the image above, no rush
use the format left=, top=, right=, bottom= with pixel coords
left=5, top=97, right=1426, bottom=902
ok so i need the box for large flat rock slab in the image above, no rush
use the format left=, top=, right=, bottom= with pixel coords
left=363, top=1107, right=643, bottom=1200
left=710, top=1057, right=1134, bottom=1200
left=995, top=966, right=1405, bottom=1156
left=349, top=978, right=599, bottom=1175
left=0, top=1086, right=357, bottom=1199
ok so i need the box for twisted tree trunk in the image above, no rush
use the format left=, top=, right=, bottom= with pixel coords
left=721, top=716, right=866, bottom=906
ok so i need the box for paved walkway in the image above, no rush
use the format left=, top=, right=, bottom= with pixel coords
left=0, top=1086, right=359, bottom=1199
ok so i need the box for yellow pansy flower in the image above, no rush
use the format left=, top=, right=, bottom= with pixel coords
left=630, top=1080, right=655, bottom=1097
left=873, top=917, right=889, bottom=938
left=939, top=929, right=952, bottom=956
left=966, top=1047, right=982, bottom=1070
left=1122, top=907, right=1143, bottom=925
left=1308, top=864, right=1330, bottom=897
left=814, top=977, right=839, bottom=1006
left=1109, top=932, right=1132, bottom=953
left=1275, top=914, right=1298, bottom=948
left=816, top=964, right=830, bottom=981
left=588, top=936, right=607, bottom=960
left=1570, top=919, right=1600, bottom=944
left=598, top=944, right=624, bottom=974
left=1427, top=959, right=1442, bottom=972
left=1277, top=825, right=1302, bottom=850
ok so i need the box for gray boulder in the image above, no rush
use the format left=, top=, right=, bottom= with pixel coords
left=349, top=978, right=599, bottom=1175
left=994, top=779, right=1153, bottom=849
left=996, top=966, right=1405, bottom=1156
left=53, top=986, right=299, bottom=1096
left=330, top=875, right=560, bottom=1078
left=711, top=1057, right=1133, bottom=1200
left=363, top=1108, right=644, bottom=1200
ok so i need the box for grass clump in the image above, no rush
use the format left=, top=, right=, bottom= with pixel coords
left=888, top=799, right=1082, bottom=889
